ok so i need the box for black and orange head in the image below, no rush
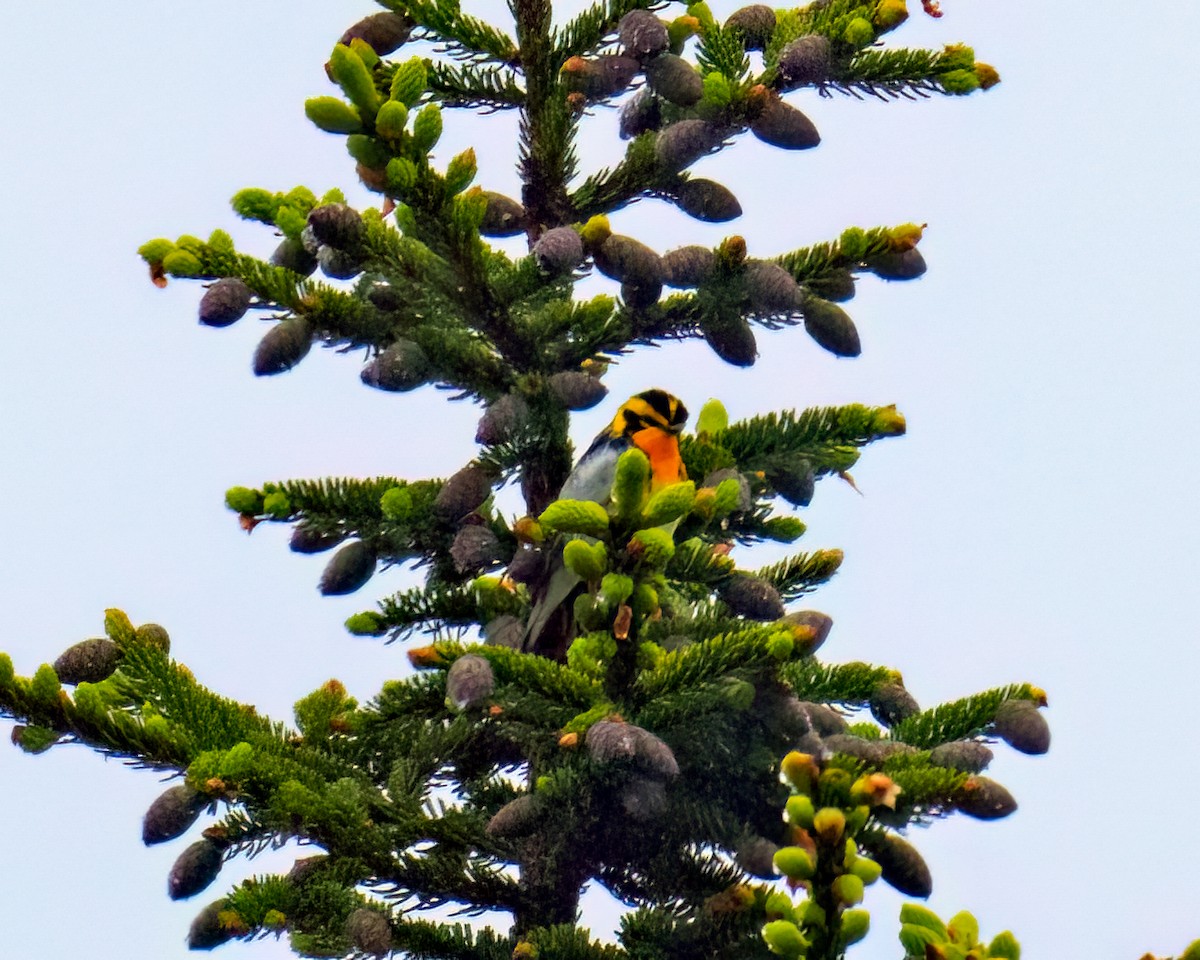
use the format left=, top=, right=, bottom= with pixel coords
left=609, top=389, right=688, bottom=439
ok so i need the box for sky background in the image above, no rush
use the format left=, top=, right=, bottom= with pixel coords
left=2, top=0, right=1198, bottom=957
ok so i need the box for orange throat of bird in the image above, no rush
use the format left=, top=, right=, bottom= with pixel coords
left=631, top=428, right=686, bottom=491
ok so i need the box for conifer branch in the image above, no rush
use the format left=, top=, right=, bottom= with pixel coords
left=783, top=659, right=897, bottom=704
left=752, top=548, right=844, bottom=602
left=391, top=0, right=520, bottom=64
left=553, top=0, right=651, bottom=61
left=633, top=626, right=793, bottom=703
left=371, top=585, right=484, bottom=641
left=891, top=684, right=1038, bottom=748
left=427, top=61, right=526, bottom=108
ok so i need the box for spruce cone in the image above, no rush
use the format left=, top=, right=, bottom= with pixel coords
left=306, top=203, right=364, bottom=250
left=168, top=839, right=224, bottom=900
left=588, top=721, right=680, bottom=778
left=645, top=53, right=703, bottom=106
left=702, top=315, right=758, bottom=367
left=486, top=794, right=541, bottom=837
left=287, top=855, right=328, bottom=883
left=621, top=777, right=667, bottom=821
left=143, top=784, right=206, bottom=845
left=533, top=226, right=585, bottom=275
left=187, top=900, right=235, bottom=951
left=869, top=682, right=920, bottom=726
left=433, top=464, right=495, bottom=521
left=198, top=278, right=253, bottom=328
left=663, top=245, right=716, bottom=287
left=483, top=614, right=524, bottom=649
left=269, top=237, right=317, bottom=276
left=869, top=248, right=927, bottom=280
left=991, top=699, right=1050, bottom=755
left=594, top=235, right=664, bottom=288
left=446, top=654, right=495, bottom=709
left=751, top=96, right=820, bottom=150
left=720, top=574, right=785, bottom=619
left=289, top=524, right=345, bottom=554
left=479, top=192, right=526, bottom=237
left=317, top=540, right=376, bottom=596
left=450, top=526, right=504, bottom=573
left=808, top=267, right=857, bottom=302
left=736, top=836, right=780, bottom=879
left=779, top=610, right=833, bottom=655
left=929, top=740, right=993, bottom=774
left=744, top=260, right=804, bottom=313
left=619, top=88, right=663, bottom=139
left=778, top=35, right=832, bottom=86
left=673, top=179, right=742, bottom=223
left=802, top=297, right=861, bottom=357
left=361, top=339, right=430, bottom=392
left=252, top=317, right=312, bottom=375
left=619, top=10, right=669, bottom=60
left=340, top=12, right=413, bottom=55
left=822, top=734, right=888, bottom=764
left=955, top=777, right=1018, bottom=820
left=299, top=224, right=321, bottom=256
left=561, top=55, right=640, bottom=98
left=620, top=278, right=662, bottom=310
left=635, top=728, right=680, bottom=779
left=795, top=699, right=848, bottom=736
left=317, top=245, right=364, bottom=280
left=587, top=719, right=640, bottom=763
left=53, top=638, right=120, bottom=685
left=367, top=282, right=404, bottom=312
left=864, top=832, right=932, bottom=897
left=346, top=909, right=392, bottom=957
left=655, top=119, right=723, bottom=173
left=475, top=393, right=530, bottom=445
left=725, top=5, right=776, bottom=50
left=548, top=371, right=608, bottom=411
left=768, top=459, right=815, bottom=506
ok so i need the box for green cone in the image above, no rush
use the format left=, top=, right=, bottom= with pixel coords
left=143, top=784, right=206, bottom=845
left=318, top=540, right=376, bottom=595
left=720, top=574, right=785, bottom=620
left=361, top=339, right=430, bottom=392
left=252, top=317, right=312, bottom=376
left=198, top=278, right=252, bottom=328
left=480, top=192, right=526, bottom=237
left=168, top=838, right=224, bottom=900
left=802, top=297, right=861, bottom=357
left=751, top=96, right=820, bottom=150
left=645, top=53, right=703, bottom=106
left=702, top=314, right=758, bottom=367
left=869, top=682, right=920, bottom=726
left=744, top=260, right=804, bottom=313
left=991, top=699, right=1050, bottom=755
left=673, top=178, right=742, bottom=222
left=289, top=524, right=345, bottom=554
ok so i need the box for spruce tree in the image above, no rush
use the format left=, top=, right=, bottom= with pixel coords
left=2, top=2, right=1194, bottom=959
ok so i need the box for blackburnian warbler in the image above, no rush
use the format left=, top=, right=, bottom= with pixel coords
left=523, top=388, right=688, bottom=658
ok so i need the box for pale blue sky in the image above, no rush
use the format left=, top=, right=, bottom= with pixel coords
left=2, top=1, right=1198, bottom=957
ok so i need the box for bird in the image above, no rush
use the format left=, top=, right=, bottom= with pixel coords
left=522, top=388, right=688, bottom=659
